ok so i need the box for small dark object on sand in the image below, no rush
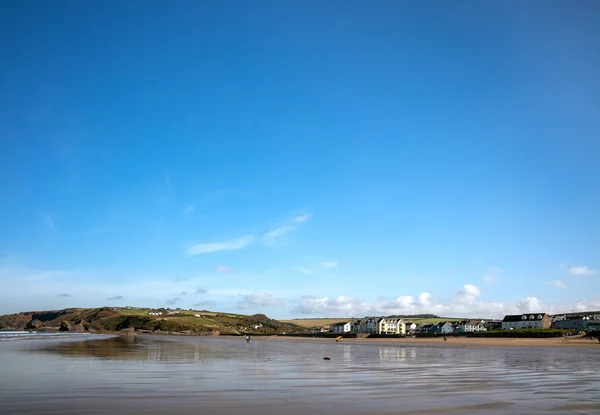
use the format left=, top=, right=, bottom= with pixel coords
left=323, top=357, right=331, bottom=360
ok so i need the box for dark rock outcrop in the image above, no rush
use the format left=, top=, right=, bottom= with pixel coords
left=59, top=321, right=71, bottom=332
left=28, top=319, right=43, bottom=329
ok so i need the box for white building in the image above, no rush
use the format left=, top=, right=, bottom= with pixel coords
left=457, top=320, right=487, bottom=332
left=330, top=322, right=352, bottom=334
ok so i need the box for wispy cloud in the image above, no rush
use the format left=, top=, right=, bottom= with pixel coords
left=186, top=235, right=255, bottom=256
left=184, top=204, right=196, bottom=214
left=166, top=297, right=181, bottom=306
left=45, top=215, right=58, bottom=233
left=58, top=293, right=73, bottom=297
left=322, top=261, right=338, bottom=269
left=300, top=268, right=313, bottom=275
left=547, top=280, right=566, bottom=289
left=482, top=275, right=497, bottom=283
left=263, top=226, right=294, bottom=246
left=192, top=300, right=216, bottom=308
left=216, top=265, right=233, bottom=274
left=107, top=295, right=123, bottom=300
left=236, top=293, right=285, bottom=309
left=568, top=265, right=597, bottom=275
left=490, top=266, right=503, bottom=273
left=293, top=213, right=311, bottom=223
left=180, top=288, right=207, bottom=295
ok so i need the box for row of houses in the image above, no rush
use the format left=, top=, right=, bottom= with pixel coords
left=330, top=318, right=492, bottom=335
left=502, top=313, right=600, bottom=330
left=329, top=313, right=600, bottom=335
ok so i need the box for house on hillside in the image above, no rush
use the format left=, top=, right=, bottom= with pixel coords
left=353, top=319, right=363, bottom=333
left=502, top=314, right=551, bottom=330
left=378, top=318, right=406, bottom=335
left=457, top=320, right=487, bottom=333
left=330, top=321, right=352, bottom=334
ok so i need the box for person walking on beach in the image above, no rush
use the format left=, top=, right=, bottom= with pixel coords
left=246, top=334, right=250, bottom=343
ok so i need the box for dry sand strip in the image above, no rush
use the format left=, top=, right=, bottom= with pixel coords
left=255, top=335, right=600, bottom=348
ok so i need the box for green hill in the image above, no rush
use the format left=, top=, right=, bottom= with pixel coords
left=0, top=307, right=302, bottom=335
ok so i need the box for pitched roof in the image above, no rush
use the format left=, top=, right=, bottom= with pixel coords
left=503, top=314, right=548, bottom=322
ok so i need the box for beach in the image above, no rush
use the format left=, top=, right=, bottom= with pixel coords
left=1, top=334, right=599, bottom=414
left=269, top=334, right=600, bottom=348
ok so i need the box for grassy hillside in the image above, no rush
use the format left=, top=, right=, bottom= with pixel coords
left=0, top=307, right=303, bottom=335
left=280, top=318, right=349, bottom=328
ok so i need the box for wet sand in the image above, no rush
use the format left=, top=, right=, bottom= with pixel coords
left=269, top=334, right=600, bottom=348
left=1, top=335, right=599, bottom=414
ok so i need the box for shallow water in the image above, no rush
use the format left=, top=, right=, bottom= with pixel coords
left=1, top=336, right=599, bottom=414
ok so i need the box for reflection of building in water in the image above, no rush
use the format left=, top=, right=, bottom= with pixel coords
left=146, top=342, right=202, bottom=362
left=378, top=347, right=420, bottom=361
left=341, top=345, right=352, bottom=361
left=378, top=347, right=406, bottom=361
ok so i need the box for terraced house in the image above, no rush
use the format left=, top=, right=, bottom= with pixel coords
left=378, top=317, right=406, bottom=335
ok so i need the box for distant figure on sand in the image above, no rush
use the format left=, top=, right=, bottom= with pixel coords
left=246, top=334, right=250, bottom=343
left=443, top=336, right=447, bottom=342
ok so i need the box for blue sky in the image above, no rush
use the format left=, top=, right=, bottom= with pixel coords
left=1, top=2, right=599, bottom=318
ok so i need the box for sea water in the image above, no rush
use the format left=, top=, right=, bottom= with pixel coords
left=0, top=335, right=599, bottom=414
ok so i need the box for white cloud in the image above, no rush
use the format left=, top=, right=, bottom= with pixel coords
left=216, top=265, right=233, bottom=274
left=186, top=235, right=255, bottom=256
left=263, top=226, right=294, bottom=246
left=300, top=268, right=313, bottom=275
left=292, top=286, right=513, bottom=319
left=482, top=275, right=497, bottom=283
left=456, top=284, right=481, bottom=304
left=568, top=265, right=597, bottom=275
left=184, top=204, right=196, bottom=214
left=292, top=295, right=371, bottom=317
left=417, top=292, right=432, bottom=306
left=574, top=300, right=600, bottom=312
left=236, top=293, right=285, bottom=309
left=547, top=280, right=566, bottom=289
left=293, top=213, right=311, bottom=223
left=322, top=261, right=338, bottom=269
left=516, top=297, right=543, bottom=313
